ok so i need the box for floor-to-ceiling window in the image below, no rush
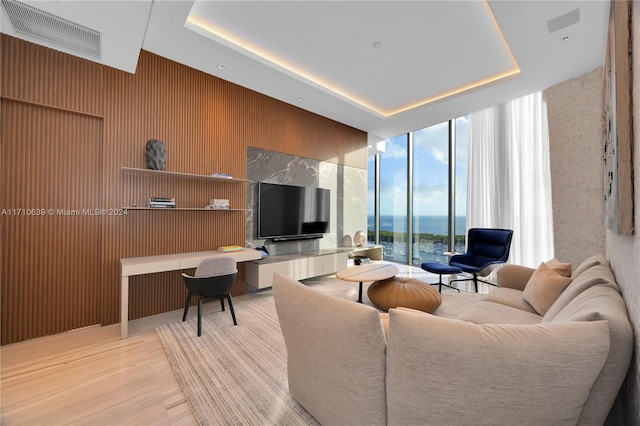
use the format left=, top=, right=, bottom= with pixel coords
left=367, top=155, right=376, bottom=244
left=455, top=116, right=469, bottom=252
left=379, top=134, right=408, bottom=262
left=369, top=116, right=467, bottom=265
left=412, top=121, right=449, bottom=264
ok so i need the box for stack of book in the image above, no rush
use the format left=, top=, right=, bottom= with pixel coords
left=146, top=197, right=176, bottom=208
left=205, top=198, right=230, bottom=209
left=210, top=172, right=233, bottom=179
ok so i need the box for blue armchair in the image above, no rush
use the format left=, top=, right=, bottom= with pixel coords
left=422, top=228, right=513, bottom=293
left=449, top=228, right=513, bottom=292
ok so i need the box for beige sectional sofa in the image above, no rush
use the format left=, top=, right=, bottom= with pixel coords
left=272, top=253, right=633, bottom=426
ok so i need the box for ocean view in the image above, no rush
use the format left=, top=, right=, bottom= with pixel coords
left=371, top=215, right=466, bottom=235
left=367, top=215, right=467, bottom=264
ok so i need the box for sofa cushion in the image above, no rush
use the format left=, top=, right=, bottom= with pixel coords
left=522, top=262, right=573, bottom=315
left=482, top=287, right=539, bottom=314
left=496, top=264, right=536, bottom=291
left=457, top=300, right=542, bottom=324
left=432, top=292, right=483, bottom=318
left=543, top=264, right=620, bottom=322
left=572, top=253, right=609, bottom=277
left=386, top=309, right=610, bottom=426
left=544, top=285, right=633, bottom=426
left=545, top=257, right=572, bottom=277
left=272, top=272, right=387, bottom=426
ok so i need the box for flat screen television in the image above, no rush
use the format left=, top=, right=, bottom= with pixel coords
left=257, top=182, right=330, bottom=241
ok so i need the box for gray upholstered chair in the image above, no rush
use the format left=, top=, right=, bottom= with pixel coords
left=182, top=256, right=238, bottom=336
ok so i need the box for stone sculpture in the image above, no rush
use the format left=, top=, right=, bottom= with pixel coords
left=145, top=139, right=166, bottom=170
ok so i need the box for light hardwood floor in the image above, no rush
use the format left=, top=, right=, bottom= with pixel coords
left=1, top=265, right=489, bottom=425
left=1, top=321, right=198, bottom=425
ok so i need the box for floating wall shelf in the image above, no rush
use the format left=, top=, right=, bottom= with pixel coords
left=121, top=167, right=251, bottom=210
left=120, top=167, right=252, bottom=183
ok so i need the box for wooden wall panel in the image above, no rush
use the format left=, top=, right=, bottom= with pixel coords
left=1, top=35, right=103, bottom=116
left=1, top=100, right=102, bottom=345
left=1, top=34, right=367, bottom=343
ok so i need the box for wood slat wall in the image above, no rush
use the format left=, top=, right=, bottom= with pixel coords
left=1, top=101, right=103, bottom=344
left=1, top=35, right=367, bottom=344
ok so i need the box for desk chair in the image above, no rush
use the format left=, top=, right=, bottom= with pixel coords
left=182, top=256, right=238, bottom=336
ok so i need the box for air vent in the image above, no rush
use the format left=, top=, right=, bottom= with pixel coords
left=1, top=0, right=101, bottom=60
left=546, top=9, right=580, bottom=34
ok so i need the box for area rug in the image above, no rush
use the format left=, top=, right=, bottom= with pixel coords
left=156, top=295, right=318, bottom=425
left=156, top=279, right=482, bottom=425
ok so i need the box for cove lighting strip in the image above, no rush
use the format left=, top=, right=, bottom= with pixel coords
left=185, top=1, right=520, bottom=118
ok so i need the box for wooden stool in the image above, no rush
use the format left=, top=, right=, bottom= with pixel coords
left=367, top=277, right=442, bottom=313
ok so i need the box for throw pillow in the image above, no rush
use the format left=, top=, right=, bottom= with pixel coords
left=386, top=309, right=609, bottom=426
left=523, top=262, right=573, bottom=315
left=545, top=258, right=572, bottom=277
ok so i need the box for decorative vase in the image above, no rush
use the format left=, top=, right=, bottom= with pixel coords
left=354, top=231, right=366, bottom=246
left=342, top=234, right=352, bottom=247
left=145, top=139, right=166, bottom=170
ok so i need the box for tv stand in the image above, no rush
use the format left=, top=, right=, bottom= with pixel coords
left=245, top=245, right=383, bottom=289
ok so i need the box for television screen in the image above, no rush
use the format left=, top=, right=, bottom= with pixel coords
left=258, top=182, right=330, bottom=240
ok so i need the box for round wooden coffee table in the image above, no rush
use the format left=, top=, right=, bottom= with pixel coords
left=336, top=263, right=399, bottom=303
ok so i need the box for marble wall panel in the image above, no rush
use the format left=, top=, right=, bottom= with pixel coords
left=246, top=147, right=367, bottom=256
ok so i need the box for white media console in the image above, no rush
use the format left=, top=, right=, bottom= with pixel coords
left=245, top=245, right=383, bottom=289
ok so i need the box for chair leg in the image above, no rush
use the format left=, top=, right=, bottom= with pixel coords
left=197, top=297, right=203, bottom=337
left=430, top=274, right=461, bottom=293
left=476, top=277, right=498, bottom=290
left=220, top=297, right=225, bottom=312
left=227, top=294, right=237, bottom=325
left=182, top=292, right=193, bottom=322
left=449, top=277, right=474, bottom=292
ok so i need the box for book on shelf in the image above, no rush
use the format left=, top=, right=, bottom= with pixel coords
left=147, top=197, right=176, bottom=208
left=146, top=203, right=176, bottom=208
left=218, top=245, right=244, bottom=252
left=210, top=172, right=233, bottom=179
left=204, top=205, right=230, bottom=209
left=205, top=198, right=230, bottom=209
left=147, top=201, right=176, bottom=206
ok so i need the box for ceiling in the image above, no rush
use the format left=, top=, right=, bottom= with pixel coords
left=0, top=0, right=610, bottom=142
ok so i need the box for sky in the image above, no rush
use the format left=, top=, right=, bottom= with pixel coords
left=368, top=115, right=468, bottom=218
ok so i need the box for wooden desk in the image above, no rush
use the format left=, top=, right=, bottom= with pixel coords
left=336, top=263, right=399, bottom=303
left=120, top=249, right=261, bottom=338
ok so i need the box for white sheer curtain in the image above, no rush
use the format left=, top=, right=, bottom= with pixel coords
left=467, top=92, right=554, bottom=267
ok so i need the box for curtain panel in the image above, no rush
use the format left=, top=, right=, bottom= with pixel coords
left=467, top=92, right=554, bottom=267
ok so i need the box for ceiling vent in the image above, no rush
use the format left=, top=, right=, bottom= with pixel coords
left=1, top=0, right=101, bottom=60
left=546, top=9, right=580, bottom=34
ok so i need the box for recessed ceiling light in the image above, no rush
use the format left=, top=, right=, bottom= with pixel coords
left=297, top=97, right=304, bottom=101
left=372, top=41, right=384, bottom=50
left=217, top=64, right=225, bottom=70
left=560, top=35, right=572, bottom=42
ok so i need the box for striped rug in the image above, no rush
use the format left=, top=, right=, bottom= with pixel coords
left=156, top=279, right=481, bottom=425
left=156, top=295, right=318, bottom=425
